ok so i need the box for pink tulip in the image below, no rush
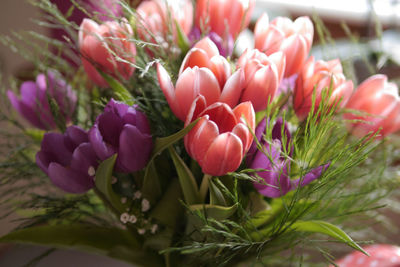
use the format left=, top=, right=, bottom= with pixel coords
left=344, top=74, right=400, bottom=137
left=157, top=60, right=244, bottom=121
left=184, top=96, right=255, bottom=176
left=195, top=0, right=255, bottom=39
left=293, top=57, right=353, bottom=121
left=254, top=13, right=314, bottom=77
left=136, top=0, right=193, bottom=43
left=180, top=37, right=231, bottom=88
left=79, top=19, right=136, bottom=87
left=237, top=49, right=286, bottom=111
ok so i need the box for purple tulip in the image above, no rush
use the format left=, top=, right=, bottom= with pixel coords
left=36, top=126, right=98, bottom=193
left=247, top=118, right=329, bottom=198
left=189, top=27, right=234, bottom=57
left=7, top=71, right=77, bottom=130
left=89, top=99, right=153, bottom=173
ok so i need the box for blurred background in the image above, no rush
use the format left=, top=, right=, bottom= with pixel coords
left=0, top=0, right=400, bottom=266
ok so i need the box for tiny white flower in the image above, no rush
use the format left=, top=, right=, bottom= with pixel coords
left=138, top=228, right=146, bottom=235
left=111, top=176, right=118, bottom=184
left=120, top=213, right=129, bottom=224
left=128, top=215, right=137, bottom=224
left=121, top=197, right=127, bottom=204
left=88, top=166, right=96, bottom=176
left=133, top=191, right=142, bottom=199
left=151, top=224, right=158, bottom=234
left=141, top=199, right=150, bottom=212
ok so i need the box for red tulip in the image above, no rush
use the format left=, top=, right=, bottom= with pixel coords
left=293, top=57, right=353, bottom=121
left=237, top=49, right=286, bottom=111
left=254, top=13, right=313, bottom=77
left=157, top=61, right=244, bottom=121
left=184, top=96, right=255, bottom=176
left=332, top=244, right=400, bottom=267
left=195, top=0, right=255, bottom=39
left=79, top=19, right=136, bottom=87
left=180, top=37, right=231, bottom=88
left=344, top=74, right=400, bottom=137
left=136, top=0, right=193, bottom=43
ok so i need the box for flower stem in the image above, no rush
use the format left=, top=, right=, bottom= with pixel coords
left=199, top=174, right=212, bottom=202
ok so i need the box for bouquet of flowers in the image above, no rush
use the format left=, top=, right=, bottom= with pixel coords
left=1, top=0, right=400, bottom=266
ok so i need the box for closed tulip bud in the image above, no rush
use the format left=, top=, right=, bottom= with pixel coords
left=180, top=37, right=231, bottom=88
left=236, top=49, right=286, bottom=111
left=79, top=19, right=136, bottom=87
left=247, top=118, right=329, bottom=198
left=36, top=126, right=98, bottom=194
left=89, top=99, right=153, bottom=173
left=7, top=71, right=77, bottom=130
left=293, top=57, right=353, bottom=121
left=157, top=62, right=244, bottom=121
left=344, top=74, right=400, bottom=137
left=136, top=0, right=193, bottom=43
left=184, top=96, right=255, bottom=176
left=195, top=0, right=255, bottom=39
left=254, top=13, right=314, bottom=77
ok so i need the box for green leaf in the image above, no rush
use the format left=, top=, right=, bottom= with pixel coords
left=189, top=203, right=238, bottom=220
left=150, top=178, right=183, bottom=228
left=168, top=146, right=200, bottom=205
left=142, top=161, right=162, bottom=204
left=289, top=220, right=368, bottom=255
left=24, top=128, right=45, bottom=142
left=174, top=19, right=190, bottom=54
left=209, top=179, right=227, bottom=206
left=0, top=225, right=164, bottom=266
left=150, top=119, right=199, bottom=162
left=98, top=70, right=135, bottom=105
left=246, top=198, right=284, bottom=230
left=95, top=154, right=130, bottom=214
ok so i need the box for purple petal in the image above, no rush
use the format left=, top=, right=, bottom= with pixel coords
left=89, top=124, right=116, bottom=160
left=246, top=118, right=267, bottom=165
left=65, top=126, right=89, bottom=150
left=122, top=108, right=151, bottom=135
left=48, top=162, right=94, bottom=194
left=35, top=74, right=47, bottom=92
left=254, top=161, right=291, bottom=198
left=41, top=133, right=72, bottom=166
left=104, top=99, right=129, bottom=117
left=292, top=163, right=330, bottom=189
left=36, top=151, right=52, bottom=175
left=97, top=111, right=124, bottom=147
left=117, top=124, right=153, bottom=173
left=70, top=143, right=99, bottom=174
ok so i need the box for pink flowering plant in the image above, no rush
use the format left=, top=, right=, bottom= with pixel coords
left=0, top=1, right=400, bottom=266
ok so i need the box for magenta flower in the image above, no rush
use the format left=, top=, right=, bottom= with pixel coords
left=36, top=126, right=98, bottom=194
left=247, top=118, right=329, bottom=198
left=89, top=99, right=153, bottom=173
left=7, top=71, right=77, bottom=130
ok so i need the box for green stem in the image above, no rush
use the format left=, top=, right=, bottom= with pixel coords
left=199, top=174, right=212, bottom=202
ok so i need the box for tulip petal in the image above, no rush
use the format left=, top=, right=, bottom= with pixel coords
left=186, top=117, right=219, bottom=165
left=219, top=69, right=245, bottom=108
left=232, top=123, right=251, bottom=152
left=233, top=101, right=255, bottom=132
left=281, top=34, right=308, bottom=77
left=193, top=37, right=220, bottom=58
left=175, top=67, right=220, bottom=121
left=200, top=102, right=237, bottom=133
left=179, top=48, right=212, bottom=75
left=202, top=132, right=243, bottom=176
left=89, top=124, right=116, bottom=160
left=70, top=143, right=99, bottom=175
left=241, top=65, right=279, bottom=111
left=48, top=162, right=94, bottom=194
left=157, top=63, right=182, bottom=119
left=118, top=124, right=153, bottom=172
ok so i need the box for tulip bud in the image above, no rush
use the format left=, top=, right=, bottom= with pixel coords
left=184, top=96, right=255, bottom=176
left=293, top=57, right=353, bottom=121
left=157, top=62, right=244, bottom=121
left=79, top=19, right=136, bottom=87
left=36, top=126, right=98, bottom=194
left=136, top=0, right=193, bottom=44
left=7, top=71, right=77, bottom=130
left=247, top=118, right=329, bottom=198
left=89, top=99, right=153, bottom=173
left=237, top=49, right=286, bottom=111
left=344, top=74, right=400, bottom=137
left=195, top=0, right=255, bottom=40
left=254, top=13, right=314, bottom=77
